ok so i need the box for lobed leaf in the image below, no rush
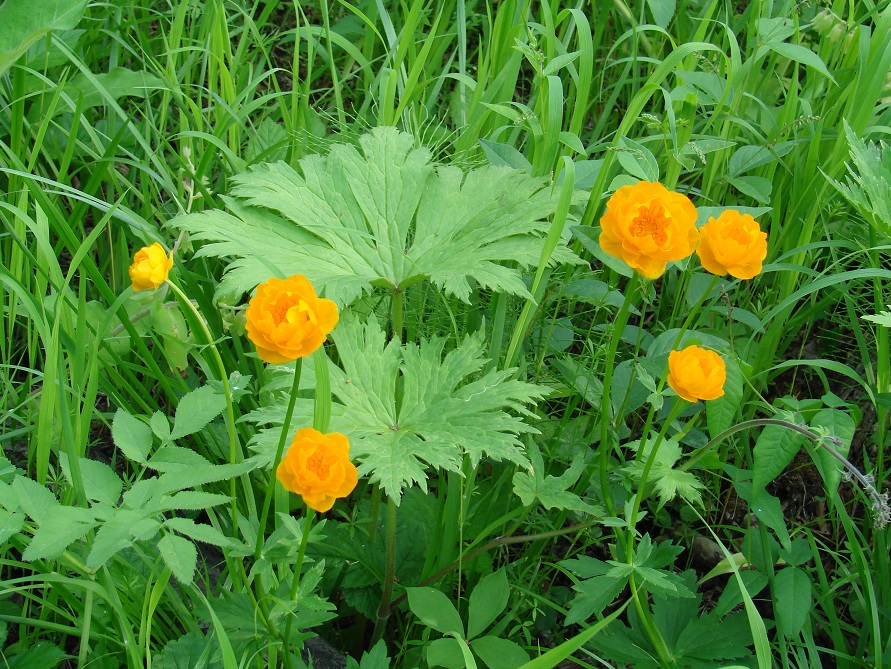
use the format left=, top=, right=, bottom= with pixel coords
left=167, top=127, right=583, bottom=305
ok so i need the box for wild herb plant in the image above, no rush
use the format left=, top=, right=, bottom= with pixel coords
left=1, top=0, right=890, bottom=668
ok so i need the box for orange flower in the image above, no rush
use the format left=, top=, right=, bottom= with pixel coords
left=696, top=210, right=767, bottom=280
left=276, top=428, right=358, bottom=513
left=245, top=275, right=338, bottom=363
left=599, top=181, right=699, bottom=279
left=129, top=242, right=173, bottom=291
left=667, top=345, right=726, bottom=402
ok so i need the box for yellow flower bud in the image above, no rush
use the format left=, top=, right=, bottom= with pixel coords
left=129, top=242, right=173, bottom=291
left=667, top=345, right=726, bottom=402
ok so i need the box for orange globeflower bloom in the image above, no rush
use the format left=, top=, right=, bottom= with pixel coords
left=245, top=275, right=338, bottom=363
left=696, top=210, right=768, bottom=280
left=276, top=428, right=358, bottom=513
left=667, top=345, right=726, bottom=402
left=129, top=242, right=173, bottom=291
left=599, top=181, right=699, bottom=279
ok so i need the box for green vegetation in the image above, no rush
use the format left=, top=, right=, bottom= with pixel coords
left=0, top=0, right=889, bottom=667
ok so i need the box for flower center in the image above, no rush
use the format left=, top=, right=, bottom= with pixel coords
left=306, top=449, right=332, bottom=480
left=271, top=295, right=318, bottom=327
left=698, top=356, right=717, bottom=377
left=271, top=295, right=296, bottom=324
left=721, top=222, right=750, bottom=246
left=630, top=202, right=669, bottom=246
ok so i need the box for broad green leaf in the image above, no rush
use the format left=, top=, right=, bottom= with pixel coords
left=59, top=454, right=123, bottom=506
left=727, top=142, right=795, bottom=176
left=762, top=42, right=835, bottom=82
left=728, top=175, right=772, bottom=204
left=63, top=67, right=166, bottom=109
left=0, top=509, right=24, bottom=544
left=246, top=117, right=289, bottom=163
left=472, top=636, right=530, bottom=669
left=11, top=477, right=58, bottom=523
left=153, top=491, right=234, bottom=512
left=0, top=0, right=87, bottom=77
left=324, top=317, right=544, bottom=503
left=112, top=408, right=152, bottom=464
left=347, top=640, right=390, bottom=669
left=773, top=567, right=812, bottom=637
left=756, top=17, right=795, bottom=42
left=564, top=575, right=625, bottom=625
left=646, top=0, right=676, bottom=28
left=158, top=533, right=197, bottom=585
left=151, top=458, right=260, bottom=499
left=673, top=610, right=752, bottom=661
left=5, top=641, right=67, bottom=669
left=406, top=587, right=464, bottom=637
left=752, top=423, right=805, bottom=492
left=467, top=569, right=510, bottom=639
left=479, top=139, right=532, bottom=171
left=22, top=507, right=96, bottom=561
left=147, top=447, right=211, bottom=472
left=151, top=411, right=171, bottom=442
left=616, top=137, right=659, bottom=182
left=153, top=632, right=219, bottom=669
left=87, top=509, right=156, bottom=569
left=706, top=356, right=743, bottom=441
left=715, top=569, right=769, bottom=617
left=164, top=517, right=233, bottom=548
left=168, top=128, right=582, bottom=305
left=736, top=482, right=791, bottom=551
left=169, top=385, right=227, bottom=440
left=808, top=409, right=855, bottom=502
left=426, top=638, right=465, bottom=669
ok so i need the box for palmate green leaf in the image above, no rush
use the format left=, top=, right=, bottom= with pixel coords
left=513, top=453, right=601, bottom=514
left=826, top=120, right=891, bottom=239
left=167, top=127, right=583, bottom=305
left=245, top=317, right=545, bottom=503
left=154, top=632, right=221, bottom=669
left=330, top=317, right=546, bottom=503
left=623, top=438, right=705, bottom=508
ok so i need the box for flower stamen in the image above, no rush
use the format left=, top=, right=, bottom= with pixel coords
left=630, top=202, right=669, bottom=246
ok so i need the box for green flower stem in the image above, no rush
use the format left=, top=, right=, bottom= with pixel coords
left=283, top=508, right=315, bottom=669
left=619, top=399, right=685, bottom=669
left=628, top=572, right=673, bottom=666
left=593, top=272, right=640, bottom=515
left=366, top=484, right=383, bottom=541
left=392, top=288, right=404, bottom=344
left=627, top=400, right=687, bottom=544
left=254, top=358, right=303, bottom=560
left=673, top=274, right=720, bottom=349
left=313, top=347, right=331, bottom=433
left=165, top=280, right=252, bottom=590
left=372, top=496, right=398, bottom=644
